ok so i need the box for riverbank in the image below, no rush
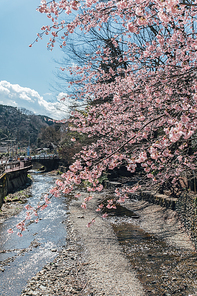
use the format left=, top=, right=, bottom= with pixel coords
left=0, top=171, right=55, bottom=224
left=0, top=186, right=32, bottom=224
left=20, top=189, right=196, bottom=296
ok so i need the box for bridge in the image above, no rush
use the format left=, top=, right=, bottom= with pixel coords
left=30, top=155, right=60, bottom=172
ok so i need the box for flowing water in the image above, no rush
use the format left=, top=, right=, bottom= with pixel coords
left=0, top=172, right=67, bottom=296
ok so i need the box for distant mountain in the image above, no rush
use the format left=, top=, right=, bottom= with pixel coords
left=0, top=105, right=54, bottom=151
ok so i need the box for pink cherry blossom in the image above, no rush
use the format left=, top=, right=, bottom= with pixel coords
left=102, top=213, right=108, bottom=219
left=11, top=0, right=197, bottom=235
left=7, top=228, right=13, bottom=234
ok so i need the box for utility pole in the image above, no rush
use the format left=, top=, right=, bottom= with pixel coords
left=27, top=135, right=31, bottom=157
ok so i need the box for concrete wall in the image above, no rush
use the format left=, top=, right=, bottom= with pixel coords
left=0, top=167, right=31, bottom=209
left=31, top=158, right=59, bottom=172
left=6, top=169, right=29, bottom=193
left=0, top=173, right=8, bottom=208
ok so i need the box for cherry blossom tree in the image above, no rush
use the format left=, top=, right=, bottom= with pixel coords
left=55, top=20, right=128, bottom=97
left=31, top=0, right=197, bottom=213
left=8, top=0, right=197, bottom=236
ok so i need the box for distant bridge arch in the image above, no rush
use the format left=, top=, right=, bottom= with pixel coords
left=30, top=155, right=60, bottom=172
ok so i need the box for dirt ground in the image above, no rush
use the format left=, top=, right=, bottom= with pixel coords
left=120, top=198, right=195, bottom=250
left=0, top=187, right=32, bottom=224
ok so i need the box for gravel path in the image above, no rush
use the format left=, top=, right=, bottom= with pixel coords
left=68, top=192, right=145, bottom=296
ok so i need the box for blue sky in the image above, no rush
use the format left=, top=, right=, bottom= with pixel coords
left=0, top=0, right=71, bottom=119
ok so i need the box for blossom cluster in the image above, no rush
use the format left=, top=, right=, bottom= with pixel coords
left=7, top=194, right=52, bottom=236
left=28, top=0, right=197, bottom=215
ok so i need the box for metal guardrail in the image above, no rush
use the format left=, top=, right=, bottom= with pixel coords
left=30, top=155, right=59, bottom=160
left=0, top=155, right=58, bottom=176
left=0, top=160, right=32, bottom=175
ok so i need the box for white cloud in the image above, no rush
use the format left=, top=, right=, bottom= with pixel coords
left=43, top=92, right=53, bottom=96
left=19, top=92, right=32, bottom=102
left=0, top=80, right=77, bottom=120
left=0, top=84, right=10, bottom=95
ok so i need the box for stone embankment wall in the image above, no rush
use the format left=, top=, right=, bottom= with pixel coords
left=138, top=191, right=197, bottom=249
left=104, top=180, right=197, bottom=249
left=175, top=193, right=197, bottom=250
left=0, top=167, right=30, bottom=209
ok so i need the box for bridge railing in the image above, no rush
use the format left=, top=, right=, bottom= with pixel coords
left=31, top=154, right=59, bottom=160
left=3, top=160, right=32, bottom=173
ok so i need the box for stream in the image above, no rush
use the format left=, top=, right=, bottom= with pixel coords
left=0, top=172, right=67, bottom=296
left=0, top=173, right=197, bottom=296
